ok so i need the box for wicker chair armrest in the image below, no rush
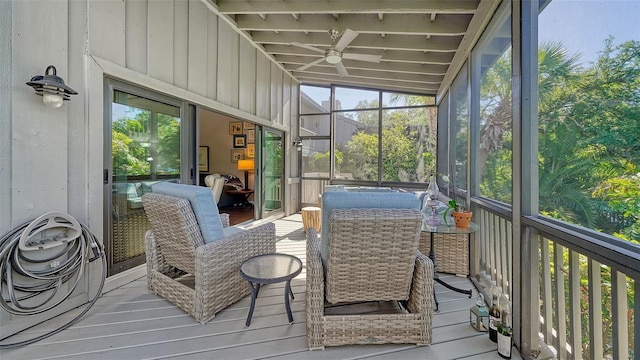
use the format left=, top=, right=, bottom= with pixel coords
left=219, top=213, right=230, bottom=228
left=195, top=222, right=276, bottom=265
left=192, top=222, right=276, bottom=320
left=305, top=227, right=325, bottom=350
left=407, top=250, right=435, bottom=315
left=194, top=222, right=276, bottom=283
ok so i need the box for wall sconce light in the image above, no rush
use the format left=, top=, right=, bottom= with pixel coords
left=26, top=65, right=77, bottom=108
left=293, top=137, right=303, bottom=152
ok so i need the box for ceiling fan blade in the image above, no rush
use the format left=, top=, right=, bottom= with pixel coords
left=342, top=53, right=382, bottom=63
left=290, top=42, right=325, bottom=54
left=296, top=58, right=325, bottom=71
left=334, top=29, right=358, bottom=52
left=336, top=62, right=349, bottom=77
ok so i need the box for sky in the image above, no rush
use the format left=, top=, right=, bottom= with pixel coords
left=538, top=0, right=640, bottom=66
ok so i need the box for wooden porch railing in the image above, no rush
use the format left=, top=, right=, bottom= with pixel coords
left=473, top=206, right=637, bottom=359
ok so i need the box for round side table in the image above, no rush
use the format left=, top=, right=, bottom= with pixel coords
left=301, top=206, right=321, bottom=233
left=239, top=253, right=302, bottom=326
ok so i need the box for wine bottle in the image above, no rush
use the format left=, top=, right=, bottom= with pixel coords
left=497, top=301, right=512, bottom=359
left=488, top=285, right=501, bottom=342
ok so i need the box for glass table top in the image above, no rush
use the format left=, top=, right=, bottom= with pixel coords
left=240, top=253, right=302, bottom=282
left=421, top=221, right=480, bottom=234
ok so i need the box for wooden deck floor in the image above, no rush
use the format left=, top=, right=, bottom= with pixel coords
left=1, top=214, right=521, bottom=360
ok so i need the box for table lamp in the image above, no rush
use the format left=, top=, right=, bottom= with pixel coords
left=237, top=159, right=254, bottom=190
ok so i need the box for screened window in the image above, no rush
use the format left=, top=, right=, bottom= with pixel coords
left=538, top=1, right=640, bottom=242
left=450, top=63, right=469, bottom=190
left=300, top=84, right=436, bottom=192
left=472, top=8, right=512, bottom=204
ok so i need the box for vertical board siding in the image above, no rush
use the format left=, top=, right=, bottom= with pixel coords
left=89, top=0, right=125, bottom=66
left=125, top=0, right=148, bottom=74
left=238, top=38, right=256, bottom=114
left=271, top=63, right=283, bottom=124
left=217, top=20, right=239, bottom=108
left=187, top=0, right=208, bottom=96
left=67, top=0, right=90, bottom=219
left=282, top=76, right=292, bottom=128
left=148, top=0, right=174, bottom=84
left=173, top=0, right=189, bottom=89
left=0, top=0, right=11, bottom=236
left=206, top=11, right=218, bottom=99
left=256, top=55, right=270, bottom=119
left=12, top=0, right=69, bottom=218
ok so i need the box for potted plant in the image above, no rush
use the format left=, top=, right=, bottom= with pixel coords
left=443, top=199, right=473, bottom=228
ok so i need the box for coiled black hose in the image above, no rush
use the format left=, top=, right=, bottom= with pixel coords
left=0, top=212, right=106, bottom=348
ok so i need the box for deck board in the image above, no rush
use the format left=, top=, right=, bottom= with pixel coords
left=0, top=214, right=520, bottom=360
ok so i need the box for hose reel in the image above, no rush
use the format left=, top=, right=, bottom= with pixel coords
left=0, top=212, right=106, bottom=348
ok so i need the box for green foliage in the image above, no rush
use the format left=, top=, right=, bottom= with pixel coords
left=112, top=130, right=149, bottom=175
left=338, top=98, right=435, bottom=182
left=112, top=111, right=181, bottom=177
left=485, top=39, right=640, bottom=359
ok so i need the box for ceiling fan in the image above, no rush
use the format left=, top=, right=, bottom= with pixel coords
left=290, top=28, right=382, bottom=77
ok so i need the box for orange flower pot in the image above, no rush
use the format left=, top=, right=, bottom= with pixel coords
left=452, top=211, right=473, bottom=228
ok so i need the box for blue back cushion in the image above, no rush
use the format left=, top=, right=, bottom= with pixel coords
left=320, top=191, right=421, bottom=262
left=151, top=182, right=225, bottom=243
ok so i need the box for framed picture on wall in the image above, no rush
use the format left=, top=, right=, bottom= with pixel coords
left=246, top=129, right=255, bottom=143
left=231, top=149, right=244, bottom=163
left=198, top=146, right=209, bottom=172
left=229, top=121, right=243, bottom=135
left=246, top=143, right=255, bottom=159
left=244, top=122, right=255, bottom=130
left=233, top=134, right=247, bottom=148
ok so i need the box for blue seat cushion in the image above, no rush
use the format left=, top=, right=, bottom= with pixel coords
left=151, top=182, right=225, bottom=244
left=320, top=191, right=421, bottom=263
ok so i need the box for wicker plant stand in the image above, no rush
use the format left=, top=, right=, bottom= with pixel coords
left=419, top=232, right=469, bottom=276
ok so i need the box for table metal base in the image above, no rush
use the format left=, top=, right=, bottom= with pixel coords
left=429, top=233, right=472, bottom=311
left=245, top=279, right=295, bottom=326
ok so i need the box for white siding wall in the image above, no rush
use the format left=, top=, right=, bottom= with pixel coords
left=0, top=0, right=299, bottom=337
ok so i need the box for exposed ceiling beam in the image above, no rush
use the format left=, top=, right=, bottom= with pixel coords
left=296, top=75, right=439, bottom=94
left=252, top=32, right=461, bottom=52
left=275, top=55, right=448, bottom=75
left=263, top=45, right=455, bottom=64
left=235, top=14, right=472, bottom=36
left=285, top=65, right=444, bottom=84
left=217, top=0, right=479, bottom=15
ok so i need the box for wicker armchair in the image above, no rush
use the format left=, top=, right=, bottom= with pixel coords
left=306, top=208, right=434, bottom=349
left=142, top=192, right=276, bottom=324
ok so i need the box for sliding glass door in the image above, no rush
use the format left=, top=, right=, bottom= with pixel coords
left=262, top=128, right=284, bottom=217
left=105, top=81, right=186, bottom=276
